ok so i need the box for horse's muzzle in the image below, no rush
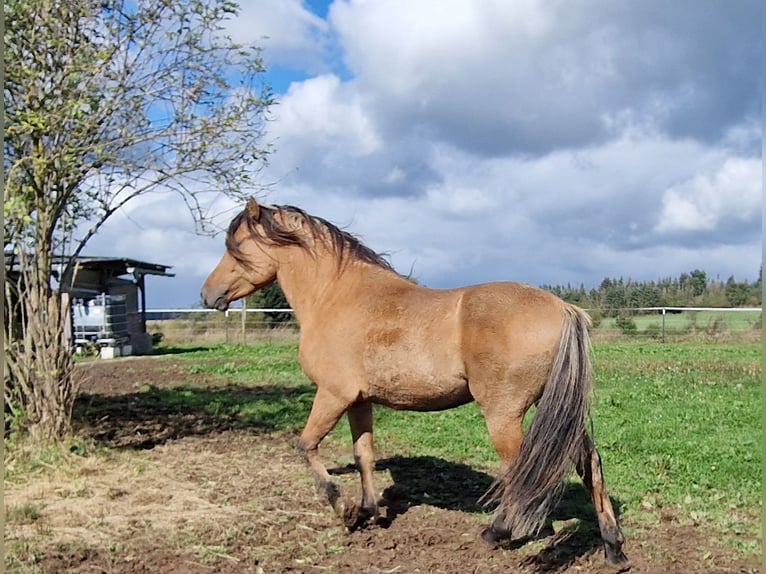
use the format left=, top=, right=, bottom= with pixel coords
left=201, top=288, right=230, bottom=311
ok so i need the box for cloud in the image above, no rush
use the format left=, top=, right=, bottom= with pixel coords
left=83, top=0, right=762, bottom=308
left=84, top=192, right=235, bottom=307
left=275, top=75, right=381, bottom=157
left=262, top=123, right=760, bottom=289
left=266, top=74, right=441, bottom=197
left=655, top=157, right=762, bottom=237
left=226, top=0, right=330, bottom=72
left=328, top=0, right=760, bottom=156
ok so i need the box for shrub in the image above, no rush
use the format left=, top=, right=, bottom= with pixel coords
left=587, top=309, right=603, bottom=329
left=644, top=322, right=662, bottom=339
left=615, top=314, right=638, bottom=336
left=705, top=317, right=729, bottom=338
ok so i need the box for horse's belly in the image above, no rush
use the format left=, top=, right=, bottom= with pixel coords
left=367, top=373, right=471, bottom=411
left=362, top=322, right=469, bottom=410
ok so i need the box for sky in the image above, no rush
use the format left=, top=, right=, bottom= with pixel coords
left=88, top=0, right=763, bottom=309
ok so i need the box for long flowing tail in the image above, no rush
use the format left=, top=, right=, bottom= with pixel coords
left=487, top=304, right=593, bottom=537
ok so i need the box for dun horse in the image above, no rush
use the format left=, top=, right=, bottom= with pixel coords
left=201, top=199, right=627, bottom=565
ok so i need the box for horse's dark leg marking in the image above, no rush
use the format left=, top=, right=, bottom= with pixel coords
left=576, top=434, right=629, bottom=565
left=297, top=388, right=355, bottom=525
left=347, top=402, right=379, bottom=528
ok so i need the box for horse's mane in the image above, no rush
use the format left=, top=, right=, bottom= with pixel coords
left=226, top=204, right=395, bottom=273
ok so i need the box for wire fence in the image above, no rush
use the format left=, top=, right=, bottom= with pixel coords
left=585, top=307, right=761, bottom=342
left=146, top=306, right=762, bottom=346
left=146, top=308, right=299, bottom=345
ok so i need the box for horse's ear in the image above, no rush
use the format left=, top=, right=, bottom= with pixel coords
left=246, top=198, right=261, bottom=221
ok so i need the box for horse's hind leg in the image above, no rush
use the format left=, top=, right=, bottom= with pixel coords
left=347, top=402, right=379, bottom=526
left=297, top=388, right=356, bottom=526
left=576, top=434, right=629, bottom=565
left=476, top=405, right=526, bottom=545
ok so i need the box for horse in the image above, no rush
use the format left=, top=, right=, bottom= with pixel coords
left=201, top=198, right=627, bottom=565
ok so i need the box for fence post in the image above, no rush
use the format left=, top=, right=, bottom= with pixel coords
left=241, top=299, right=247, bottom=345
left=661, top=307, right=666, bottom=343
left=224, top=309, right=229, bottom=344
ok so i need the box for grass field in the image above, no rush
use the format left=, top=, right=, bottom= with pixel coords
left=5, top=338, right=762, bottom=572
left=104, top=340, right=761, bottom=548
left=595, top=309, right=761, bottom=340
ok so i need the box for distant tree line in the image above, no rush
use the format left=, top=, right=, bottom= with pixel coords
left=541, top=268, right=762, bottom=316
left=242, top=267, right=762, bottom=325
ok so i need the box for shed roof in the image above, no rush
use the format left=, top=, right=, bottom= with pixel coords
left=4, top=254, right=174, bottom=278
left=68, top=256, right=174, bottom=277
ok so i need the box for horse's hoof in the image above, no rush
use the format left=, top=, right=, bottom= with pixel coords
left=340, top=501, right=361, bottom=531
left=481, top=523, right=554, bottom=549
left=480, top=526, right=503, bottom=547
left=345, top=504, right=381, bottom=531
left=604, top=544, right=630, bottom=569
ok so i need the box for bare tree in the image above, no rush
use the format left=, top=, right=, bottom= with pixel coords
left=4, top=0, right=274, bottom=441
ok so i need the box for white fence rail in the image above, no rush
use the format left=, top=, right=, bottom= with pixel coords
left=145, top=306, right=761, bottom=345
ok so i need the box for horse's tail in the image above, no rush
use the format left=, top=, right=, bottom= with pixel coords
left=487, top=304, right=593, bottom=537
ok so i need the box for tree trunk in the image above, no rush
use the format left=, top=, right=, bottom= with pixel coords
left=4, top=251, right=79, bottom=442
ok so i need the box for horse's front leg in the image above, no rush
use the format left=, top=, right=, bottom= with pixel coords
left=347, top=402, right=379, bottom=527
left=297, top=388, right=357, bottom=527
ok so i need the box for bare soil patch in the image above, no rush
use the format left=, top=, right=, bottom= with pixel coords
left=5, top=355, right=760, bottom=573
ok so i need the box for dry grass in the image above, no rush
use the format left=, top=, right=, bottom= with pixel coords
left=4, top=432, right=379, bottom=573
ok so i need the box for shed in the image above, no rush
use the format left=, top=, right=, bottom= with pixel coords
left=60, top=257, right=173, bottom=356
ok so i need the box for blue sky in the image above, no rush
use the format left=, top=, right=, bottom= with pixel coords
left=90, top=0, right=762, bottom=308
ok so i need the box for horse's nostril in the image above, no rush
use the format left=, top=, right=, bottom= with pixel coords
left=214, top=295, right=229, bottom=311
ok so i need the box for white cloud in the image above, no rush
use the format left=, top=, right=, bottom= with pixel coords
left=655, top=158, right=762, bottom=233
left=424, top=185, right=499, bottom=218
left=265, top=74, right=440, bottom=197
left=84, top=192, right=235, bottom=307
left=82, top=0, right=761, bottom=307
left=261, top=125, right=760, bottom=292
left=274, top=74, right=381, bottom=157
left=226, top=0, right=330, bottom=70
left=327, top=0, right=759, bottom=155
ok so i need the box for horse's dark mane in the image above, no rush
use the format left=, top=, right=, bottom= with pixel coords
left=226, top=204, right=395, bottom=273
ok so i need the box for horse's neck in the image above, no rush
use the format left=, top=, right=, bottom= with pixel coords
left=275, top=247, right=397, bottom=323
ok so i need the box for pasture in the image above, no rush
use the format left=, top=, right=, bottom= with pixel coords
left=147, top=307, right=762, bottom=346
left=5, top=339, right=761, bottom=573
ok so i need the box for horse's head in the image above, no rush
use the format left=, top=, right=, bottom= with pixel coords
left=201, top=198, right=306, bottom=311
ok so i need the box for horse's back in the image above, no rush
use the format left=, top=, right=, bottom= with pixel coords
left=459, top=281, right=567, bottom=335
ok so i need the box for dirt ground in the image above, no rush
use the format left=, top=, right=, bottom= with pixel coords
left=6, top=355, right=761, bottom=574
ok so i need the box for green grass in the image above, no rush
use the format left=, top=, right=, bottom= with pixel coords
left=157, top=341, right=315, bottom=430
left=590, top=344, right=760, bottom=535
left=6, top=501, right=42, bottom=524
left=147, top=341, right=761, bottom=518
left=64, top=339, right=764, bottom=558
left=4, top=435, right=104, bottom=483
left=159, top=340, right=307, bottom=385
